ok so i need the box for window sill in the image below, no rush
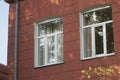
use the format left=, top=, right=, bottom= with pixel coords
left=34, top=61, right=64, bottom=68
left=81, top=53, right=115, bottom=60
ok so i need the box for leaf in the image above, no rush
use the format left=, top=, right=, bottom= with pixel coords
left=87, top=75, right=91, bottom=79
left=81, top=70, right=85, bottom=73
left=89, top=67, right=92, bottom=70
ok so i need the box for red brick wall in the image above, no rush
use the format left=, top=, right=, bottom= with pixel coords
left=0, top=64, right=8, bottom=80
left=8, top=0, right=120, bottom=80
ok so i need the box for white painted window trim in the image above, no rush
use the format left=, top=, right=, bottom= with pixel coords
left=84, top=5, right=111, bottom=13
left=34, top=18, right=63, bottom=67
left=38, top=18, right=62, bottom=25
left=80, top=6, right=115, bottom=60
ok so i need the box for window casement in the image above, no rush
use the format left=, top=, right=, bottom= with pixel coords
left=80, top=5, right=115, bottom=60
left=34, top=17, right=63, bottom=67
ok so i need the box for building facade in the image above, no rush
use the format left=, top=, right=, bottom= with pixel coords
left=6, top=0, right=120, bottom=80
left=0, top=64, right=8, bottom=80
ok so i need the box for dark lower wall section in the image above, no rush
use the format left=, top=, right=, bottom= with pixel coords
left=0, top=64, right=8, bottom=80
left=4, top=0, right=23, bottom=4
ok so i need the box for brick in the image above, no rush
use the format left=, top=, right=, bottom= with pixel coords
left=84, top=0, right=97, bottom=9
left=95, top=0, right=106, bottom=4
left=113, top=21, right=120, bottom=32
left=64, top=50, right=80, bottom=62
left=18, top=40, right=34, bottom=52
left=77, top=0, right=85, bottom=11
left=113, top=0, right=120, bottom=4
left=64, top=30, right=80, bottom=42
left=44, top=64, right=63, bottom=74
left=73, top=70, right=84, bottom=80
left=114, top=31, right=120, bottom=43
left=7, top=0, right=120, bottom=80
left=112, top=4, right=120, bottom=13
left=18, top=59, right=34, bottom=71
left=39, top=5, right=46, bottom=20
left=105, top=0, right=113, bottom=3
left=8, top=27, right=15, bottom=38
left=0, top=64, right=8, bottom=75
left=49, top=71, right=73, bottom=80
left=63, top=4, right=76, bottom=15
left=45, top=6, right=52, bottom=18
left=113, top=12, right=120, bottom=23
left=63, top=22, right=79, bottom=33
left=19, top=16, right=34, bottom=26
left=57, top=0, right=65, bottom=15
left=18, top=49, right=34, bottom=61
left=0, top=73, right=8, bottom=80
left=51, top=5, right=59, bottom=16
left=64, top=0, right=73, bottom=6
left=63, top=13, right=79, bottom=25
left=19, top=0, right=33, bottom=17
left=19, top=24, right=34, bottom=34
left=64, top=40, right=80, bottom=52
left=0, top=64, right=8, bottom=80
left=9, top=4, right=15, bottom=24
left=62, top=61, right=80, bottom=71
left=18, top=32, right=34, bottom=42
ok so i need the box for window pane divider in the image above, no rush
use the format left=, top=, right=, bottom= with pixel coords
left=81, top=28, right=84, bottom=59
left=35, top=25, right=39, bottom=67
left=37, top=31, right=62, bottom=38
left=55, top=34, right=57, bottom=63
left=103, top=23, right=107, bottom=55
left=83, top=20, right=113, bottom=28
left=92, top=26, right=95, bottom=57
left=45, top=36, right=48, bottom=65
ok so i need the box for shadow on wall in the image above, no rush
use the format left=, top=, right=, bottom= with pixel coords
left=0, top=64, right=8, bottom=80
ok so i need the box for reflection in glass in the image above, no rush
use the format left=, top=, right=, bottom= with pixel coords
left=47, top=36, right=55, bottom=63
left=106, top=23, right=114, bottom=53
left=38, top=25, right=45, bottom=36
left=95, top=26, right=103, bottom=55
left=57, top=34, right=63, bottom=62
left=38, top=19, right=63, bottom=36
left=38, top=38, right=45, bottom=65
left=83, top=27, right=92, bottom=57
left=84, top=7, right=112, bottom=26
left=37, top=18, right=63, bottom=65
left=57, top=20, right=63, bottom=31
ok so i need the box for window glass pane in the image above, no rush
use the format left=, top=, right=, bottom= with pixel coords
left=95, top=26, right=103, bottom=55
left=38, top=24, right=45, bottom=36
left=57, top=20, right=63, bottom=31
left=45, top=22, right=54, bottom=34
left=38, top=38, right=46, bottom=65
left=38, top=19, right=63, bottom=36
left=37, top=18, right=63, bottom=66
left=45, top=24, right=51, bottom=34
left=83, top=27, right=92, bottom=57
left=84, top=7, right=112, bottom=26
left=57, top=33, right=63, bottom=62
left=106, top=23, right=114, bottom=53
left=47, top=36, right=55, bottom=63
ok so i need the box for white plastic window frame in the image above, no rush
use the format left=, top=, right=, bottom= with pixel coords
left=34, top=17, right=63, bottom=67
left=80, top=5, right=115, bottom=60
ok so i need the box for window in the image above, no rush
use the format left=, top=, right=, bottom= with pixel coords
left=80, top=5, right=115, bottom=60
left=34, top=17, right=63, bottom=67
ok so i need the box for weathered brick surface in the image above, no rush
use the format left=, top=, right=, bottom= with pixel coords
left=0, top=64, right=8, bottom=80
left=7, top=0, right=120, bottom=80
